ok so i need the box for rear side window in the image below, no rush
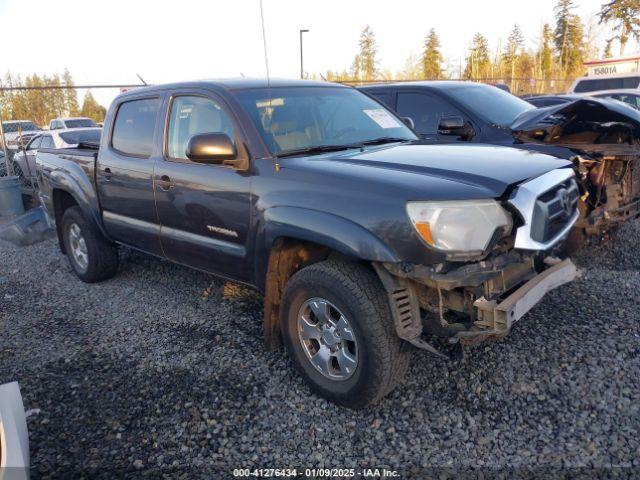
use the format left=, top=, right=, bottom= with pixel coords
left=574, top=76, right=640, bottom=93
left=112, top=98, right=160, bottom=157
left=60, top=129, right=102, bottom=145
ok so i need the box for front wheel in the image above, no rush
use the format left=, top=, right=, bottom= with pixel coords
left=280, top=260, right=410, bottom=408
left=61, top=206, right=119, bottom=283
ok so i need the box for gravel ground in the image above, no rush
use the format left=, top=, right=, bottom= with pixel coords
left=1, top=221, right=639, bottom=479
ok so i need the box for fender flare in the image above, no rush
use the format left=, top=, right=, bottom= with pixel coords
left=254, top=206, right=400, bottom=290
left=49, top=169, right=110, bottom=240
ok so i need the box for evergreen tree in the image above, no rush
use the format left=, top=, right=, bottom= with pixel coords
left=421, top=28, right=444, bottom=79
left=350, top=54, right=361, bottom=81
left=463, top=33, right=491, bottom=80
left=539, top=24, right=555, bottom=78
left=554, top=0, right=583, bottom=74
left=62, top=69, right=80, bottom=117
left=80, top=91, right=106, bottom=122
left=564, top=15, right=585, bottom=76
left=355, top=26, right=378, bottom=80
left=599, top=0, right=640, bottom=55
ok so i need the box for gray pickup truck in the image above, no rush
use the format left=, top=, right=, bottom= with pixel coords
left=36, top=79, right=579, bottom=407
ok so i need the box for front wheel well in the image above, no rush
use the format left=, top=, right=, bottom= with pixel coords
left=263, top=237, right=360, bottom=350
left=52, top=189, right=79, bottom=254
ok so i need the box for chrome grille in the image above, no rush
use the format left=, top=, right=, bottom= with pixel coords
left=530, top=178, right=580, bottom=243
left=509, top=168, right=580, bottom=251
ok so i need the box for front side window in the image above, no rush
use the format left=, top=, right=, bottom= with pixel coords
left=112, top=98, right=160, bottom=157
left=166, top=96, right=235, bottom=160
left=27, top=136, right=42, bottom=150
left=40, top=136, right=54, bottom=149
left=233, top=87, right=416, bottom=154
left=396, top=92, right=466, bottom=134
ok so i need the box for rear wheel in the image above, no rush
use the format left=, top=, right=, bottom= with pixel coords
left=61, top=206, right=119, bottom=283
left=280, top=260, right=410, bottom=408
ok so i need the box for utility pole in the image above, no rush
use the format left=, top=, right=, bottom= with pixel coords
left=299, top=29, right=309, bottom=79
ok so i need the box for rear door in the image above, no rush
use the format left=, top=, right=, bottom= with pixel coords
left=96, top=96, right=164, bottom=255
left=154, top=90, right=252, bottom=281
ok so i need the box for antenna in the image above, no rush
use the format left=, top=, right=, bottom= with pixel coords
left=136, top=73, right=148, bottom=86
left=259, top=0, right=280, bottom=172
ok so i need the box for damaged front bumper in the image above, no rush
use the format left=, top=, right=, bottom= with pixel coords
left=473, top=258, right=577, bottom=333
left=375, top=253, right=579, bottom=356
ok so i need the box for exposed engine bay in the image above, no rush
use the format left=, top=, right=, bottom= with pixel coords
left=511, top=98, right=640, bottom=242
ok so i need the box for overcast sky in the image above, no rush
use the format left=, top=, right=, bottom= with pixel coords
left=1, top=0, right=632, bottom=107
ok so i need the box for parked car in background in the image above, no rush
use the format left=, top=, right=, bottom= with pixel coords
left=358, top=81, right=640, bottom=248
left=12, top=128, right=101, bottom=187
left=568, top=71, right=640, bottom=94
left=526, top=90, right=640, bottom=111
left=36, top=79, right=579, bottom=407
left=2, top=120, right=42, bottom=150
left=49, top=117, right=98, bottom=130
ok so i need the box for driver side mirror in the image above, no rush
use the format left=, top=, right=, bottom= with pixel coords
left=186, top=133, right=237, bottom=164
left=437, top=116, right=474, bottom=139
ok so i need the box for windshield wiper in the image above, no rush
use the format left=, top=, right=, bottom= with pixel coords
left=276, top=137, right=410, bottom=158
left=276, top=144, right=361, bottom=158
left=358, top=136, right=410, bottom=146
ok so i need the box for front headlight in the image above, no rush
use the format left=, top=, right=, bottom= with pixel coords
left=406, top=199, right=512, bottom=254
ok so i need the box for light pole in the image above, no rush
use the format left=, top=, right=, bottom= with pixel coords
left=299, top=29, right=309, bottom=79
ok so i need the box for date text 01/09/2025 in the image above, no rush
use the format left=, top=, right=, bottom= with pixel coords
left=232, top=468, right=400, bottom=477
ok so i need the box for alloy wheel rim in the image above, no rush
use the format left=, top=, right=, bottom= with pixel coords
left=297, top=297, right=358, bottom=381
left=68, top=223, right=89, bottom=272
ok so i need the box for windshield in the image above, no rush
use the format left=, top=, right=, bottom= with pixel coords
left=574, top=76, right=640, bottom=93
left=59, top=129, right=102, bottom=145
left=446, top=84, right=534, bottom=127
left=65, top=118, right=97, bottom=128
left=2, top=121, right=40, bottom=133
left=233, top=86, right=417, bottom=155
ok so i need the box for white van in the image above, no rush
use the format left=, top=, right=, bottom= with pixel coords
left=569, top=54, right=640, bottom=93
left=569, top=72, right=640, bottom=94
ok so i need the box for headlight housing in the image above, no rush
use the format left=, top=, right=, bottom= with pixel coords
left=406, top=199, right=512, bottom=255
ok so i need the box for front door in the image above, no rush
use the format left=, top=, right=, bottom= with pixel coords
left=154, top=92, right=252, bottom=281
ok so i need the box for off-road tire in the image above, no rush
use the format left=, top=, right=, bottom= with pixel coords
left=61, top=206, right=119, bottom=283
left=280, top=259, right=410, bottom=408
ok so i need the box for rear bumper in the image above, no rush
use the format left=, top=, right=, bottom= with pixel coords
left=473, top=258, right=578, bottom=333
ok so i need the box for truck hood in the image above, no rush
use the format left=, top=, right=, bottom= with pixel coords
left=315, top=143, right=572, bottom=198
left=511, top=98, right=640, bottom=155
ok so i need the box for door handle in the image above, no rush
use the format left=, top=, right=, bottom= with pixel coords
left=157, top=175, right=173, bottom=191
left=102, top=167, right=112, bottom=180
